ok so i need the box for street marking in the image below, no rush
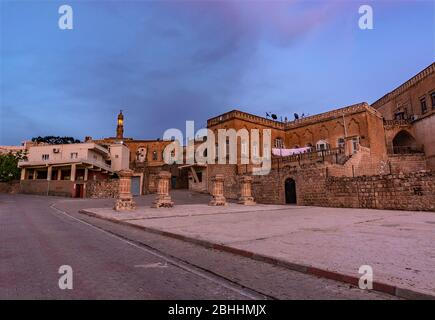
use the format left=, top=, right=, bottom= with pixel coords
left=134, top=262, right=168, bottom=269
left=49, top=203, right=268, bottom=300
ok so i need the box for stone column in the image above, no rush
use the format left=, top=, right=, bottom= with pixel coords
left=238, top=175, right=256, bottom=205
left=209, top=174, right=227, bottom=206
left=47, top=166, right=52, bottom=181
left=84, top=168, right=88, bottom=181
left=114, top=169, right=136, bottom=211
left=70, top=164, right=76, bottom=181
left=152, top=171, right=174, bottom=208
left=57, top=168, right=62, bottom=180
left=33, top=170, right=37, bottom=180
left=20, top=168, right=26, bottom=180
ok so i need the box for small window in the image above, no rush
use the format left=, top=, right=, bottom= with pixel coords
left=274, top=138, right=284, bottom=148
left=352, top=137, right=359, bottom=154
left=42, top=154, right=49, bottom=160
left=337, top=138, right=345, bottom=149
left=70, top=152, right=78, bottom=159
left=431, top=92, right=435, bottom=108
left=152, top=151, right=158, bottom=161
left=420, top=97, right=427, bottom=114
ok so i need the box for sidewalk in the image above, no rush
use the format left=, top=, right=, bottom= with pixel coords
left=79, top=203, right=435, bottom=299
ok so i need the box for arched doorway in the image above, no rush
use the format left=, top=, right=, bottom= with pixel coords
left=285, top=178, right=297, bottom=204
left=392, top=130, right=417, bottom=154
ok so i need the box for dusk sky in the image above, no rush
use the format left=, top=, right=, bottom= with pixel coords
left=1, top=0, right=434, bottom=145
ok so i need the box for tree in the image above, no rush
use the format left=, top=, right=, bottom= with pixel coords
left=31, top=136, right=80, bottom=145
left=0, top=151, right=26, bottom=182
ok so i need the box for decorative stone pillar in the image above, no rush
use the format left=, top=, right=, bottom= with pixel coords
left=114, top=169, right=136, bottom=211
left=209, top=174, right=227, bottom=206
left=238, top=175, right=256, bottom=205
left=20, top=168, right=26, bottom=180
left=151, top=171, right=174, bottom=208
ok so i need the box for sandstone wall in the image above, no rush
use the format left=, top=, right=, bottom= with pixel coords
left=252, top=165, right=435, bottom=211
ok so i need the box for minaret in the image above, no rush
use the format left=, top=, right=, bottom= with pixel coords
left=116, top=110, right=124, bottom=139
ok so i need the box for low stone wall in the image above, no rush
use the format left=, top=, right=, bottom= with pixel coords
left=388, top=154, right=427, bottom=174
left=325, top=171, right=435, bottom=211
left=19, top=180, right=75, bottom=197
left=252, top=165, right=435, bottom=211
left=0, top=181, right=20, bottom=194
left=86, top=179, right=119, bottom=198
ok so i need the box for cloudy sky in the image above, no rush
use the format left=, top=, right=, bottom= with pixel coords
left=1, top=0, right=433, bottom=145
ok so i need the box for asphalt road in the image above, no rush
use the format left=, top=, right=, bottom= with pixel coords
left=0, top=193, right=397, bottom=299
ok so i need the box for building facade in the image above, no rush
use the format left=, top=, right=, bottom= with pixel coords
left=372, top=62, right=435, bottom=169
left=18, top=142, right=129, bottom=197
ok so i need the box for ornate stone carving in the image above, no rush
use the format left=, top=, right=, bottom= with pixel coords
left=209, top=174, right=227, bottom=206
left=114, top=169, right=136, bottom=211
left=238, top=175, right=256, bottom=205
left=151, top=171, right=174, bottom=208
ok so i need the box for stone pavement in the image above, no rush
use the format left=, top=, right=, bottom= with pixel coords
left=80, top=199, right=435, bottom=299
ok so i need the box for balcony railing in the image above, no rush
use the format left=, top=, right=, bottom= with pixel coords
left=388, top=145, right=424, bottom=155
left=272, top=147, right=345, bottom=165
left=383, top=119, right=412, bottom=127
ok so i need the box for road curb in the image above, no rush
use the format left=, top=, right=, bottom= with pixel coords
left=78, top=208, right=435, bottom=300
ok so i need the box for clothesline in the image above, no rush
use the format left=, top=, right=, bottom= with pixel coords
left=272, top=147, right=312, bottom=157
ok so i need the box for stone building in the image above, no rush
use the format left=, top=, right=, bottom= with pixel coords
left=90, top=111, right=187, bottom=195
left=17, top=142, right=129, bottom=197
left=372, top=62, right=435, bottom=169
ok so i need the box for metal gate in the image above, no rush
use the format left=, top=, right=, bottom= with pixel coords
left=131, top=176, right=140, bottom=196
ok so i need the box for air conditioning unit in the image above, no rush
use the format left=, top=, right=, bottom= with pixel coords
left=53, top=148, right=60, bottom=153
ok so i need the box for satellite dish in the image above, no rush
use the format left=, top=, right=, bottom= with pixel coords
left=271, top=114, right=277, bottom=120
left=294, top=113, right=299, bottom=120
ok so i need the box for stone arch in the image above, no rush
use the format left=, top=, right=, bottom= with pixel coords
left=303, top=129, right=314, bottom=146
left=319, top=125, right=329, bottom=140
left=288, top=132, right=301, bottom=147
left=347, top=118, right=360, bottom=136
left=392, top=130, right=418, bottom=154
left=333, top=121, right=345, bottom=136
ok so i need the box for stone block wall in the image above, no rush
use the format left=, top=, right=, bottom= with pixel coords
left=207, top=164, right=239, bottom=199
left=0, top=181, right=20, bottom=194
left=86, top=179, right=119, bottom=198
left=252, top=164, right=434, bottom=211
left=388, top=154, right=427, bottom=174
left=325, top=171, right=435, bottom=211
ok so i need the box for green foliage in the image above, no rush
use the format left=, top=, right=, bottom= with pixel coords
left=31, top=136, right=80, bottom=145
left=0, top=151, right=27, bottom=182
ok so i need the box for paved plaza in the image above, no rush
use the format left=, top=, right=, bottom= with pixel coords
left=80, top=192, right=435, bottom=298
